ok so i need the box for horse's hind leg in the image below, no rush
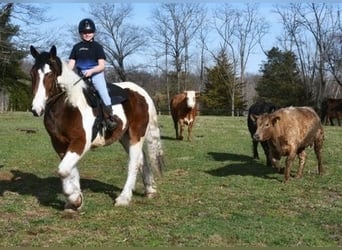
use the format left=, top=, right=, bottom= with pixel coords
left=141, top=151, right=157, bottom=198
left=115, top=140, right=143, bottom=206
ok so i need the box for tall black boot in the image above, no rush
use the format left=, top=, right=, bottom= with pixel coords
left=104, top=105, right=118, bottom=130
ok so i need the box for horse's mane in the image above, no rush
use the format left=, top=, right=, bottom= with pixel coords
left=57, top=61, right=88, bottom=107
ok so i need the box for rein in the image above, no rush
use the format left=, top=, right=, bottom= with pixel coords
left=73, top=76, right=84, bottom=86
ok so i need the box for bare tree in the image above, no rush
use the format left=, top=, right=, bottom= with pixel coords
left=214, top=3, right=269, bottom=116
left=180, top=3, right=206, bottom=90
left=89, top=3, right=147, bottom=81
left=275, top=3, right=341, bottom=104
left=325, top=9, right=342, bottom=88
left=1, top=3, right=54, bottom=51
left=150, top=6, right=172, bottom=112
left=151, top=3, right=205, bottom=93
left=197, top=15, right=210, bottom=92
left=275, top=4, right=317, bottom=103
left=13, top=4, right=58, bottom=51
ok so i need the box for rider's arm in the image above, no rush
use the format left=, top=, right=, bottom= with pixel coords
left=68, top=59, right=76, bottom=70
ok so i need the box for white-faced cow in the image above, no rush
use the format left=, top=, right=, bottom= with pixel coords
left=247, top=101, right=277, bottom=167
left=251, top=106, right=324, bottom=182
left=170, top=91, right=199, bottom=141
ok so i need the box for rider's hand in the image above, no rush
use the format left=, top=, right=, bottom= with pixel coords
left=84, top=70, right=93, bottom=77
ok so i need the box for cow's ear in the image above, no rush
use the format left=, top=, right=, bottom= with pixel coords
left=271, top=115, right=280, bottom=126
left=195, top=91, right=200, bottom=98
left=250, top=114, right=259, bottom=122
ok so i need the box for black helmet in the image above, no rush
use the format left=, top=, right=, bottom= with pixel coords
left=78, top=18, right=96, bottom=33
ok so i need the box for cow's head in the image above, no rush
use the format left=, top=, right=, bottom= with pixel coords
left=251, top=113, right=280, bottom=141
left=184, top=90, right=200, bottom=108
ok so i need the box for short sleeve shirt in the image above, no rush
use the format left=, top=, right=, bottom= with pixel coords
left=69, top=40, right=106, bottom=71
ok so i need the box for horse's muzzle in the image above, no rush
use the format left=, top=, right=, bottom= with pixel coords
left=31, top=108, right=43, bottom=117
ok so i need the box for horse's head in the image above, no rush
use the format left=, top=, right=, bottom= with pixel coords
left=30, top=45, right=62, bottom=116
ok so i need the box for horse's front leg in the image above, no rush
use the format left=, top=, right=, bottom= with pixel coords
left=58, top=151, right=83, bottom=210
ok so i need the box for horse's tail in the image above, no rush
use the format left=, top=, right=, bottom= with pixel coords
left=145, top=104, right=164, bottom=176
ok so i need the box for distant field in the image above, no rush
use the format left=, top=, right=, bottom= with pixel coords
left=0, top=112, right=341, bottom=247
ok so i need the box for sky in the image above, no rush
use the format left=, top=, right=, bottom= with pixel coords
left=28, top=2, right=283, bottom=74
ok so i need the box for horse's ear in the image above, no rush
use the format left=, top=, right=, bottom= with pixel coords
left=50, top=45, right=57, bottom=58
left=30, top=45, right=39, bottom=59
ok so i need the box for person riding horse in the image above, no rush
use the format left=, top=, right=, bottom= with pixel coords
left=68, top=18, right=117, bottom=130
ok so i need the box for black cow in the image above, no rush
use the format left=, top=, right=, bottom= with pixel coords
left=247, top=101, right=277, bottom=167
left=321, top=98, right=342, bottom=126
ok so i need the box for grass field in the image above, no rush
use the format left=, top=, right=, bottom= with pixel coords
left=0, top=112, right=341, bottom=247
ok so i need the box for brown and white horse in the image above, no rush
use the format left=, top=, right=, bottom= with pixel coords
left=29, top=45, right=164, bottom=211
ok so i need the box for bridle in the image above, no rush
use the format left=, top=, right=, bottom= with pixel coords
left=44, top=75, right=65, bottom=107
left=42, top=65, right=86, bottom=106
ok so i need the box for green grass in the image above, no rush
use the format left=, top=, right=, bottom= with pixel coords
left=0, top=112, right=341, bottom=247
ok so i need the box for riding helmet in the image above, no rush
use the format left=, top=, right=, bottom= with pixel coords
left=78, top=18, right=96, bottom=33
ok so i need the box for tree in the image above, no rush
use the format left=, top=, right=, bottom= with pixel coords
left=202, top=49, right=245, bottom=115
left=275, top=3, right=341, bottom=105
left=89, top=3, right=147, bottom=82
left=0, top=3, right=53, bottom=111
left=213, top=3, right=269, bottom=115
left=0, top=3, right=30, bottom=111
left=151, top=3, right=205, bottom=93
left=256, top=47, right=309, bottom=107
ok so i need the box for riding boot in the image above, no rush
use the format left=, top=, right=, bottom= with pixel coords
left=104, top=105, right=118, bottom=130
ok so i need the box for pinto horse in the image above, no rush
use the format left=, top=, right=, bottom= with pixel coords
left=29, top=45, right=164, bottom=211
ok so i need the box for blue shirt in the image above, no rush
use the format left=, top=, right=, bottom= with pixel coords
left=69, top=40, right=106, bottom=71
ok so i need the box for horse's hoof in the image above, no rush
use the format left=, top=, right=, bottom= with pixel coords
left=115, top=196, right=130, bottom=206
left=145, top=187, right=157, bottom=198
left=63, top=206, right=79, bottom=214
left=65, top=193, right=83, bottom=211
left=146, top=192, right=157, bottom=199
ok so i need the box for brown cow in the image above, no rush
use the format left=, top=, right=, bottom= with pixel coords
left=170, top=90, right=199, bottom=141
left=251, top=106, right=324, bottom=182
